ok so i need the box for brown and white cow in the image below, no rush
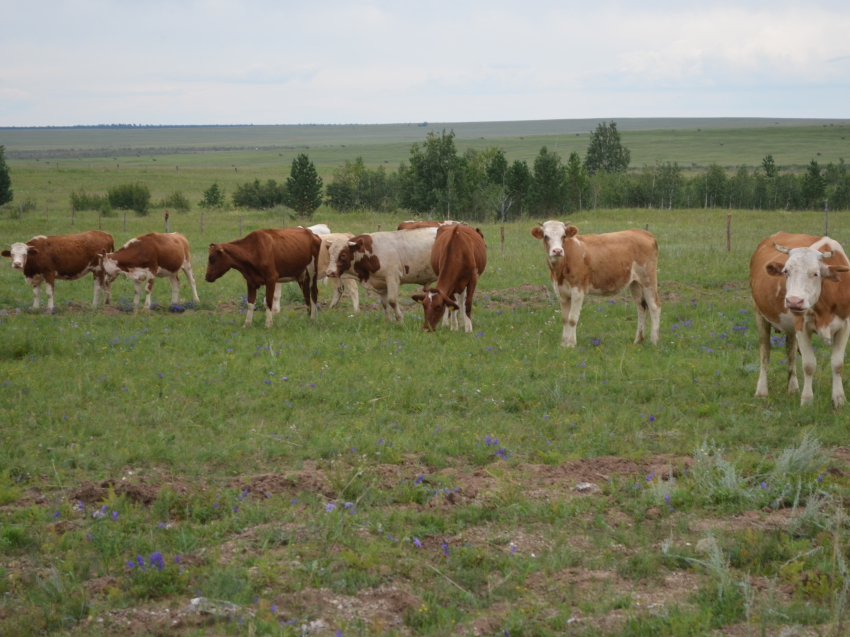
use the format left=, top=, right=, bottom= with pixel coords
left=531, top=221, right=661, bottom=347
left=397, top=220, right=459, bottom=230
left=100, top=232, right=200, bottom=310
left=412, top=224, right=487, bottom=332
left=206, top=227, right=320, bottom=328
left=750, top=232, right=850, bottom=408
left=325, top=227, right=438, bottom=321
left=2, top=230, right=114, bottom=310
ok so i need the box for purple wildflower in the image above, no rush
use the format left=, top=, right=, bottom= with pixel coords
left=325, top=503, right=336, bottom=513
left=413, top=537, right=422, bottom=548
left=112, top=510, right=119, bottom=521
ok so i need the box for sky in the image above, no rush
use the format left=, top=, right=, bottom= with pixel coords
left=2, top=0, right=849, bottom=126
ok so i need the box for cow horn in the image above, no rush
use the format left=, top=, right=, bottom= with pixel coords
left=820, top=250, right=834, bottom=260
left=773, top=243, right=791, bottom=254
left=537, top=221, right=544, bottom=227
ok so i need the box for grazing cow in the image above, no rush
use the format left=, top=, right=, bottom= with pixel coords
left=750, top=232, right=850, bottom=408
left=304, top=223, right=331, bottom=235
left=2, top=230, right=114, bottom=310
left=412, top=224, right=487, bottom=332
left=100, top=232, right=200, bottom=310
left=206, top=227, right=320, bottom=328
left=270, top=231, right=360, bottom=313
left=397, top=220, right=459, bottom=230
left=531, top=221, right=661, bottom=347
left=325, top=228, right=438, bottom=321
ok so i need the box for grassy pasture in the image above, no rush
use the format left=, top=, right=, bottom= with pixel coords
left=2, top=196, right=850, bottom=635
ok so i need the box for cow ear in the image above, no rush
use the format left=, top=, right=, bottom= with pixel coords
left=208, top=243, right=216, bottom=250
left=824, top=265, right=850, bottom=281
left=444, top=295, right=460, bottom=310
left=564, top=226, right=578, bottom=239
left=1, top=250, right=10, bottom=258
left=412, top=294, right=426, bottom=303
left=530, top=227, right=544, bottom=239
left=765, top=262, right=785, bottom=277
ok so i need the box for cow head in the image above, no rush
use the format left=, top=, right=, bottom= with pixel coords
left=205, top=243, right=234, bottom=282
left=2, top=243, right=38, bottom=270
left=530, top=221, right=577, bottom=261
left=766, top=243, right=850, bottom=314
left=98, top=251, right=122, bottom=284
left=325, top=238, right=360, bottom=278
left=412, top=289, right=460, bottom=332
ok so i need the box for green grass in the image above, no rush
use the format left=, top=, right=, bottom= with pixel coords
left=1, top=154, right=850, bottom=635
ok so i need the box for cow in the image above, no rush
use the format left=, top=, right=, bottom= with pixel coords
left=750, top=232, right=850, bottom=408
left=205, top=227, right=320, bottom=328
left=304, top=223, right=331, bottom=235
left=2, top=230, right=114, bottom=310
left=531, top=221, right=661, bottom=347
left=99, top=232, right=200, bottom=310
left=412, top=224, right=487, bottom=332
left=397, top=220, right=459, bottom=230
left=325, top=227, right=438, bottom=321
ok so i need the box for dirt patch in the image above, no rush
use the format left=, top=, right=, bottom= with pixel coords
left=233, top=465, right=333, bottom=500
left=217, top=522, right=313, bottom=566
left=273, top=586, right=420, bottom=634
left=689, top=507, right=799, bottom=533
left=522, top=455, right=691, bottom=490
left=85, top=576, right=120, bottom=597
left=69, top=481, right=108, bottom=504
left=1, top=486, right=48, bottom=511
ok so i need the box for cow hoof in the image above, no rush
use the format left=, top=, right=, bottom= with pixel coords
left=834, top=395, right=846, bottom=409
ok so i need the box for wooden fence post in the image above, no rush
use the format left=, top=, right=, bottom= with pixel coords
left=726, top=214, right=732, bottom=252
left=377, top=224, right=381, bottom=232
left=164, top=210, right=170, bottom=233
left=500, top=226, right=505, bottom=256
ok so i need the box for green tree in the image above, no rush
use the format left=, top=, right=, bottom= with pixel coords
left=285, top=153, right=324, bottom=219
left=801, top=159, right=826, bottom=209
left=232, top=179, right=285, bottom=209
left=584, top=121, right=631, bottom=175
left=398, top=129, right=464, bottom=218
left=657, top=162, right=683, bottom=209
left=0, top=145, right=13, bottom=207
left=486, top=150, right=509, bottom=185
left=505, top=160, right=532, bottom=216
left=528, top=146, right=567, bottom=216
left=564, top=152, right=590, bottom=211
left=199, top=182, right=226, bottom=210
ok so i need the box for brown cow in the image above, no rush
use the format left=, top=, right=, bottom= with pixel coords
left=100, top=233, right=200, bottom=310
left=531, top=221, right=661, bottom=347
left=750, top=232, right=850, bottom=408
left=412, top=224, right=487, bottom=332
left=205, top=227, right=320, bottom=328
left=2, top=230, right=114, bottom=310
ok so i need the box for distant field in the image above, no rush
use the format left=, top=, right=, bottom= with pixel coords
left=3, top=118, right=850, bottom=178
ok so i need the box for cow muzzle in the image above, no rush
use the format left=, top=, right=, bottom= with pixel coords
left=12, top=262, right=23, bottom=270
left=325, top=269, right=338, bottom=278
left=786, top=296, right=807, bottom=314
left=549, top=248, right=564, bottom=257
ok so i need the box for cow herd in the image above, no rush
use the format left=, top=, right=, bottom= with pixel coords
left=3, top=221, right=850, bottom=408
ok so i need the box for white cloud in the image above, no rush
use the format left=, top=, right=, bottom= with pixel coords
left=1, top=1, right=848, bottom=125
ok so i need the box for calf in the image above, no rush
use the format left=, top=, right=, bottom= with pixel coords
left=2, top=230, right=114, bottom=310
left=412, top=224, right=487, bottom=332
left=750, top=232, right=850, bottom=408
left=100, top=232, right=200, bottom=310
left=325, top=228, right=438, bottom=321
left=531, top=221, right=661, bottom=347
left=206, top=227, right=320, bottom=328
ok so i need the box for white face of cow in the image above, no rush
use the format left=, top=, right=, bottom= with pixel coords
left=325, top=239, right=354, bottom=278
left=531, top=221, right=576, bottom=261
left=101, top=254, right=122, bottom=282
left=3, top=243, right=33, bottom=270
left=767, top=245, right=847, bottom=314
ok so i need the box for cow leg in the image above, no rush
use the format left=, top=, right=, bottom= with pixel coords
left=344, top=278, right=360, bottom=313
left=385, top=278, right=402, bottom=321
left=272, top=283, right=282, bottom=314
left=31, top=281, right=41, bottom=310
left=169, top=275, right=180, bottom=305
left=244, top=286, right=258, bottom=328
left=644, top=285, right=662, bottom=345
left=181, top=262, right=200, bottom=303
left=144, top=279, right=155, bottom=310
left=329, top=278, right=344, bottom=309
left=298, top=274, right=318, bottom=320
left=785, top=330, right=799, bottom=394
left=464, top=280, right=477, bottom=333
left=630, top=281, right=648, bottom=344
left=797, top=330, right=817, bottom=406
left=93, top=277, right=101, bottom=309
left=754, top=311, right=772, bottom=398
left=45, top=281, right=55, bottom=312
left=264, top=280, right=278, bottom=328
left=830, top=320, right=850, bottom=408
left=556, top=287, right=577, bottom=347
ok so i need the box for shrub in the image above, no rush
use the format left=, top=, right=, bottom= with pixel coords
left=108, top=182, right=150, bottom=216
left=157, top=191, right=191, bottom=212
left=70, top=188, right=108, bottom=211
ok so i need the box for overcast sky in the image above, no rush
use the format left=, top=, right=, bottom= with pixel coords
left=2, top=0, right=849, bottom=126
